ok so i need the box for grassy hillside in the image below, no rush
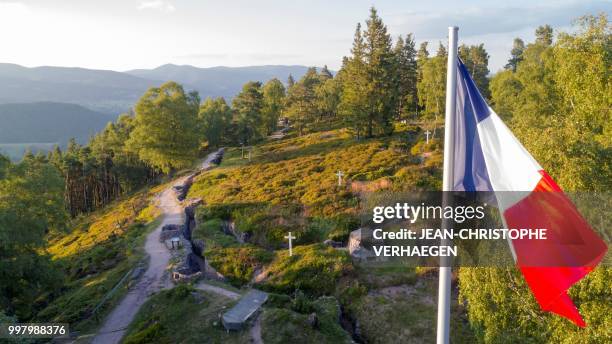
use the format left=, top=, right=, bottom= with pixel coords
left=184, top=124, right=464, bottom=342
left=189, top=126, right=441, bottom=217
left=35, top=183, right=166, bottom=332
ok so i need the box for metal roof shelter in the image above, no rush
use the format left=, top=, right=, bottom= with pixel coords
left=222, top=289, right=268, bottom=331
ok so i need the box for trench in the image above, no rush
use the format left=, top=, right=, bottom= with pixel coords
left=170, top=148, right=225, bottom=280
left=339, top=305, right=365, bottom=343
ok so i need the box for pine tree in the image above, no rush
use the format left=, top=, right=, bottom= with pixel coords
left=338, top=23, right=369, bottom=138
left=284, top=68, right=320, bottom=135
left=287, top=74, right=295, bottom=88
left=363, top=7, right=395, bottom=136
left=394, top=34, right=418, bottom=119
left=459, top=44, right=491, bottom=98
left=319, top=65, right=333, bottom=80
left=535, top=24, right=554, bottom=46
left=339, top=7, right=395, bottom=138
left=315, top=77, right=341, bottom=120
left=505, top=38, right=525, bottom=72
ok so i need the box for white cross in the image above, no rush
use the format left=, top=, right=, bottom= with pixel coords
left=284, top=231, right=296, bottom=256
left=248, top=149, right=252, bottom=161
left=425, top=130, right=431, bottom=144
left=336, top=170, right=344, bottom=186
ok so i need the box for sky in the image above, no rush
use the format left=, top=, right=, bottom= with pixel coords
left=0, top=0, right=609, bottom=73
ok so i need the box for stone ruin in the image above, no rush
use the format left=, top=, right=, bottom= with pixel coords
left=173, top=174, right=195, bottom=201
left=172, top=239, right=206, bottom=283
left=159, top=224, right=183, bottom=243
left=209, top=148, right=225, bottom=165
left=348, top=228, right=387, bottom=263
left=169, top=149, right=225, bottom=283
left=183, top=198, right=203, bottom=240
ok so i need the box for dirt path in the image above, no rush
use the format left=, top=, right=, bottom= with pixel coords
left=90, top=150, right=222, bottom=344
left=194, top=281, right=241, bottom=300
left=250, top=313, right=264, bottom=344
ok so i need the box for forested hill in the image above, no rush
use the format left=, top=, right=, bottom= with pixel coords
left=0, top=63, right=157, bottom=114
left=0, top=102, right=114, bottom=144
left=0, top=63, right=310, bottom=114
left=126, top=64, right=311, bottom=100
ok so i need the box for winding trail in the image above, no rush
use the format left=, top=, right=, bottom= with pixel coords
left=90, top=150, right=222, bottom=344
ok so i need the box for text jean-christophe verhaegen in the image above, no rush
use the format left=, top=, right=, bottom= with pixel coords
left=370, top=203, right=548, bottom=257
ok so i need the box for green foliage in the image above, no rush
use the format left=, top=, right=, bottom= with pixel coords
left=198, top=97, right=232, bottom=148
left=315, top=77, right=342, bottom=120
left=536, top=24, right=554, bottom=46
left=261, top=296, right=352, bottom=344
left=459, top=44, right=490, bottom=99
left=489, top=70, right=522, bottom=120
left=37, top=188, right=160, bottom=331
left=259, top=244, right=351, bottom=296
left=339, top=8, right=396, bottom=138
left=55, top=114, right=158, bottom=217
left=505, top=38, right=526, bottom=72
left=265, top=293, right=292, bottom=309
left=462, top=16, right=611, bottom=342
left=123, top=287, right=249, bottom=344
left=0, top=154, right=66, bottom=319
left=189, top=129, right=419, bottom=217
left=393, top=34, right=418, bottom=119
left=232, top=81, right=264, bottom=145
left=459, top=267, right=612, bottom=343
left=417, top=44, right=447, bottom=120
left=262, top=78, right=286, bottom=135
left=284, top=68, right=321, bottom=136
left=491, top=14, right=611, bottom=191
left=206, top=246, right=273, bottom=287
left=127, top=81, right=200, bottom=173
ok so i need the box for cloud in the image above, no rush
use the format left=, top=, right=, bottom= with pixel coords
left=137, top=0, right=175, bottom=12
left=392, top=1, right=610, bottom=39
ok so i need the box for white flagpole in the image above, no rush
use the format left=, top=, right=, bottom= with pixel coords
left=437, top=26, right=458, bottom=344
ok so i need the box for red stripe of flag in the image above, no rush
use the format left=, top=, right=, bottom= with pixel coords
left=503, top=171, right=608, bottom=326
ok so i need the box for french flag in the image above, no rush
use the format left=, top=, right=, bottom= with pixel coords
left=453, top=58, right=608, bottom=326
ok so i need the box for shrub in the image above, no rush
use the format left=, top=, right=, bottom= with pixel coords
left=260, top=244, right=351, bottom=296
left=123, top=322, right=165, bottom=344
left=206, top=246, right=273, bottom=287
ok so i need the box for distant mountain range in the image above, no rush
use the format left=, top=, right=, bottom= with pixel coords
left=126, top=64, right=310, bottom=103
left=0, top=102, right=115, bottom=144
left=0, top=63, right=310, bottom=114
left=0, top=63, right=312, bottom=159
